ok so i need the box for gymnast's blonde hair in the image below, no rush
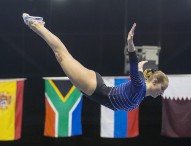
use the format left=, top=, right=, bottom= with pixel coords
left=143, top=69, right=169, bottom=84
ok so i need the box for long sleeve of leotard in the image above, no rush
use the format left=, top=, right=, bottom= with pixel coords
left=106, top=51, right=146, bottom=111
left=128, top=51, right=144, bottom=86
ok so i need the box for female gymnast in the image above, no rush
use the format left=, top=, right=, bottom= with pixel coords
left=22, top=13, right=169, bottom=111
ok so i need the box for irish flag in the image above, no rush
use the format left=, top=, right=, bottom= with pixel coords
left=0, top=79, right=25, bottom=141
left=44, top=77, right=83, bottom=137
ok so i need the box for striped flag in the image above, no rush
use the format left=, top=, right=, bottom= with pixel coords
left=0, top=79, right=25, bottom=141
left=100, top=77, right=139, bottom=138
left=44, top=77, right=83, bottom=137
left=162, top=75, right=191, bottom=137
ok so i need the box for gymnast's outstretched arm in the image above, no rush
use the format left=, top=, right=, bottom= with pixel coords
left=127, top=23, right=147, bottom=72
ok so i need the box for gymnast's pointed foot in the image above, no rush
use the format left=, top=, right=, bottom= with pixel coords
left=22, top=13, right=45, bottom=25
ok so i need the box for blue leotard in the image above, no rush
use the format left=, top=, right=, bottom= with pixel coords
left=87, top=51, right=146, bottom=111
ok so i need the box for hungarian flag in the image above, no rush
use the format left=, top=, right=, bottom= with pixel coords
left=0, top=79, right=25, bottom=141
left=162, top=75, right=191, bottom=137
left=100, top=77, right=139, bottom=138
left=44, top=77, right=83, bottom=137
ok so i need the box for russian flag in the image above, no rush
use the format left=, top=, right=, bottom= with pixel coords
left=100, top=77, right=139, bottom=138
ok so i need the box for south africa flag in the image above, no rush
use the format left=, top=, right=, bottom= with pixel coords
left=44, top=77, right=82, bottom=137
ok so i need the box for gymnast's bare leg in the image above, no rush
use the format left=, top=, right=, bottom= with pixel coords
left=25, top=18, right=97, bottom=96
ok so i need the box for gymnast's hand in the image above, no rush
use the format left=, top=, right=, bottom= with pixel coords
left=127, top=23, right=136, bottom=52
left=127, top=23, right=136, bottom=43
left=138, top=61, right=148, bottom=72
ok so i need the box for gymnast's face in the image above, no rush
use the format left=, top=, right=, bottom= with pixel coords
left=149, top=79, right=168, bottom=98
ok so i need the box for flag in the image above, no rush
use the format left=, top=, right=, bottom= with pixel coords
left=44, top=77, right=83, bottom=137
left=162, top=75, right=191, bottom=137
left=0, top=79, right=25, bottom=141
left=100, top=77, right=139, bottom=138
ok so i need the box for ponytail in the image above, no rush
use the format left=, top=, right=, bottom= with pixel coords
left=143, top=69, right=156, bottom=80
left=143, top=69, right=168, bottom=84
